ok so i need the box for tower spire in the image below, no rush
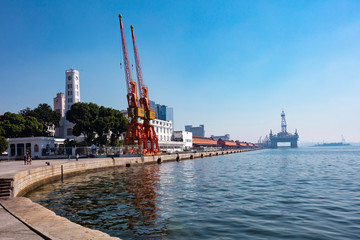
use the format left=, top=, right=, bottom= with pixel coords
left=281, top=110, right=287, bottom=133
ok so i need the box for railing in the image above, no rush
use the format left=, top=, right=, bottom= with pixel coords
left=40, top=146, right=138, bottom=158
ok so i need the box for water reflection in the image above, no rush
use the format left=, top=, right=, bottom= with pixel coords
left=26, top=165, right=165, bottom=239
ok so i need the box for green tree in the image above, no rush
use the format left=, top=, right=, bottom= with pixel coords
left=108, top=109, right=128, bottom=146
left=0, top=112, right=43, bottom=138
left=66, top=102, right=99, bottom=145
left=23, top=116, right=44, bottom=137
left=0, top=112, right=26, bottom=138
left=20, top=103, right=60, bottom=136
left=0, top=136, right=7, bottom=154
left=66, top=102, right=128, bottom=146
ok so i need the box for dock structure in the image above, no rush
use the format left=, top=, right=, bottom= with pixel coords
left=269, top=110, right=299, bottom=148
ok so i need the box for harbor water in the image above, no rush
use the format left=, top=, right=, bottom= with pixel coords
left=26, top=147, right=360, bottom=239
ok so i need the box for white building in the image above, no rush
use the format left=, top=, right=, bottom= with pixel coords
left=149, top=119, right=183, bottom=153
left=55, top=69, right=83, bottom=140
left=6, top=137, right=65, bottom=159
left=151, top=119, right=173, bottom=142
left=173, top=131, right=193, bottom=150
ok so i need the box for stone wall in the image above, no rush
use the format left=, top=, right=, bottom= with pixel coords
left=14, top=150, right=245, bottom=197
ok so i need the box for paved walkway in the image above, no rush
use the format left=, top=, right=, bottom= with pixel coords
left=0, top=158, right=93, bottom=178
left=0, top=203, right=43, bottom=240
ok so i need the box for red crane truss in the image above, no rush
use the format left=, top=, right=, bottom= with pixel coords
left=118, top=14, right=146, bottom=154
left=130, top=25, right=160, bottom=155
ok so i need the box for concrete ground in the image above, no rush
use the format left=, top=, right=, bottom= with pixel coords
left=0, top=158, right=92, bottom=178
left=0, top=203, right=43, bottom=240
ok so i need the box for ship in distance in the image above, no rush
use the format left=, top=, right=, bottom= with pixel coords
left=313, top=136, right=351, bottom=147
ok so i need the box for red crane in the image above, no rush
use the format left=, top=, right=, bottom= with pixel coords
left=118, top=14, right=147, bottom=154
left=130, top=25, right=160, bottom=155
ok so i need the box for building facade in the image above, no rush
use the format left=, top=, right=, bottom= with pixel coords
left=65, top=69, right=81, bottom=112
left=151, top=119, right=173, bottom=142
left=185, top=124, right=205, bottom=137
left=192, top=136, right=218, bottom=149
left=155, top=104, right=174, bottom=124
left=54, top=92, right=65, bottom=117
left=173, top=131, right=193, bottom=150
left=6, top=137, right=65, bottom=159
left=148, top=100, right=174, bottom=128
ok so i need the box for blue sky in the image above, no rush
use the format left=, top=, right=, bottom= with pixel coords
left=1, top=0, right=360, bottom=143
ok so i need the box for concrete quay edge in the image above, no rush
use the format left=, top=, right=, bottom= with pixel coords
left=0, top=149, right=257, bottom=239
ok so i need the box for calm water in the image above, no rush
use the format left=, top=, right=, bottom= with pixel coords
left=26, top=147, right=360, bottom=239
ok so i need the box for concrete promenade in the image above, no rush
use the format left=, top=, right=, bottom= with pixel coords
left=0, top=149, right=254, bottom=239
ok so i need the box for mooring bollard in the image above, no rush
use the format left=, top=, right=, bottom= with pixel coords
left=61, top=165, right=63, bottom=183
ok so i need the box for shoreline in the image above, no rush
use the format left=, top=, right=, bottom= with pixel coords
left=0, top=149, right=259, bottom=239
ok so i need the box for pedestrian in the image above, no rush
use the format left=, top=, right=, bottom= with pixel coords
left=26, top=154, right=32, bottom=165
left=24, top=154, right=27, bottom=165
left=68, top=155, right=71, bottom=162
left=76, top=153, right=79, bottom=161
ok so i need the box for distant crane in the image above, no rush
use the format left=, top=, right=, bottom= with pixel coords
left=118, top=14, right=147, bottom=154
left=130, top=25, right=160, bottom=155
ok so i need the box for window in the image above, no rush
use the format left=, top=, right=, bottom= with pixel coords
left=77, top=92, right=79, bottom=96
left=67, top=84, right=72, bottom=89
left=10, top=144, right=15, bottom=156
left=34, top=144, right=39, bottom=153
left=67, top=128, right=73, bottom=136
left=76, top=85, right=78, bottom=89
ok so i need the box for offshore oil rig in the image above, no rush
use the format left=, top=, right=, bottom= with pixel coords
left=260, top=110, right=299, bottom=148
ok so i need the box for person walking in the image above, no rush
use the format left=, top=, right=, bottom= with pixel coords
left=26, top=153, right=32, bottom=165
left=68, top=155, right=71, bottom=162
left=24, top=154, right=27, bottom=165
left=76, top=153, right=79, bottom=161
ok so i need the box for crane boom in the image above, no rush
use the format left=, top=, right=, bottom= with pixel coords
left=118, top=14, right=146, bottom=154
left=130, top=25, right=159, bottom=155
left=131, top=25, right=145, bottom=103
left=119, top=14, right=138, bottom=108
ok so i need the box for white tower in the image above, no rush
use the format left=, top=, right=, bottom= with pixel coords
left=65, top=69, right=80, bottom=113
